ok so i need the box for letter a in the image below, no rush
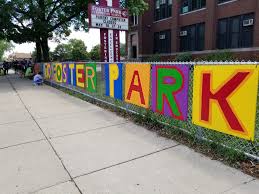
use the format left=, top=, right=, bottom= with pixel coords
left=127, top=71, right=145, bottom=105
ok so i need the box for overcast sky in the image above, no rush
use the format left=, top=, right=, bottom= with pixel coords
left=8, top=29, right=126, bottom=55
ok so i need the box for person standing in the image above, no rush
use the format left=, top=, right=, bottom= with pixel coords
left=3, top=61, right=9, bottom=75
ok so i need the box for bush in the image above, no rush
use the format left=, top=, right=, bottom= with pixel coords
left=203, top=50, right=235, bottom=61
left=175, top=52, right=192, bottom=62
left=145, top=53, right=161, bottom=62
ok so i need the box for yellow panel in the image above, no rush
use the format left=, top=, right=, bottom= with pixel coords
left=55, top=63, right=63, bottom=83
left=76, top=64, right=85, bottom=88
left=125, top=64, right=151, bottom=108
left=192, top=65, right=258, bottom=141
left=44, top=63, right=51, bottom=79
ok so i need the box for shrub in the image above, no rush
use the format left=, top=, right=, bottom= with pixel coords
left=145, top=53, right=161, bottom=62
left=175, top=52, right=192, bottom=62
left=203, top=50, right=235, bottom=61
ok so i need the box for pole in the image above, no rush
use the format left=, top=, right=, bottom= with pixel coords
left=99, top=0, right=121, bottom=63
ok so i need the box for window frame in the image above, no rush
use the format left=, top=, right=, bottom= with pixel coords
left=180, top=0, right=206, bottom=14
left=217, top=13, right=254, bottom=49
left=218, top=0, right=236, bottom=4
left=154, top=0, right=172, bottom=21
left=180, top=23, right=205, bottom=52
left=154, top=30, right=172, bottom=54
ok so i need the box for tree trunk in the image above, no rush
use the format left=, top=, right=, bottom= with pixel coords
left=36, top=40, right=42, bottom=62
left=41, top=37, right=49, bottom=62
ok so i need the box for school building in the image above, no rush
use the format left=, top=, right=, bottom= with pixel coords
left=127, top=0, right=259, bottom=60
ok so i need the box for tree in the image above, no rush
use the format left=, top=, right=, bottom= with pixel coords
left=120, top=0, right=148, bottom=15
left=0, top=0, right=90, bottom=62
left=89, top=43, right=127, bottom=61
left=69, top=39, right=89, bottom=61
left=89, top=44, right=100, bottom=61
left=0, top=40, right=13, bottom=61
left=52, top=39, right=88, bottom=61
left=0, top=0, right=148, bottom=62
left=52, top=43, right=72, bottom=61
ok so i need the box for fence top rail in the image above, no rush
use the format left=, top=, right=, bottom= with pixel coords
left=39, top=61, right=259, bottom=65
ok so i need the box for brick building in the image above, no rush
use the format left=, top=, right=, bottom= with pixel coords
left=127, top=0, right=259, bottom=60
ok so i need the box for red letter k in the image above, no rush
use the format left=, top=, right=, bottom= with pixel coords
left=201, top=72, right=250, bottom=133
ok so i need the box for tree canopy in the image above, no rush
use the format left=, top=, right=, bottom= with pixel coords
left=120, top=0, right=148, bottom=15
left=0, top=40, right=13, bottom=61
left=52, top=41, right=127, bottom=62
left=0, top=0, right=148, bottom=62
left=88, top=43, right=126, bottom=62
left=89, top=44, right=100, bottom=61
left=52, top=39, right=89, bottom=61
left=52, top=43, right=72, bottom=62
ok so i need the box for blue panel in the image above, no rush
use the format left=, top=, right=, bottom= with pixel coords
left=105, top=64, right=110, bottom=97
left=114, top=63, right=123, bottom=100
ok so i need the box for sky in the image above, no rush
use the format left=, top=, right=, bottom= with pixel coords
left=8, top=29, right=126, bottom=55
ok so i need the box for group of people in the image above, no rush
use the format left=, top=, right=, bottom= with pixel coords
left=0, top=59, right=43, bottom=86
left=13, top=59, right=32, bottom=76
left=0, top=59, right=32, bottom=76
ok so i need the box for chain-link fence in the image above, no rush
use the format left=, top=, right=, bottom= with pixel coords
left=41, top=62, right=259, bottom=161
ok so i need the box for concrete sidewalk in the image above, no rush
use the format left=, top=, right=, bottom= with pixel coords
left=0, top=75, right=258, bottom=194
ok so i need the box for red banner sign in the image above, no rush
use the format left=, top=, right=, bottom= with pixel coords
left=100, top=30, right=109, bottom=62
left=90, top=0, right=126, bottom=63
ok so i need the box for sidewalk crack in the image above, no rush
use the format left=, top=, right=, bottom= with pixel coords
left=73, top=144, right=180, bottom=179
left=6, top=77, right=83, bottom=194
left=220, top=178, right=257, bottom=194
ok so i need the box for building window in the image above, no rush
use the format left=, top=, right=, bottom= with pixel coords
left=154, top=0, right=172, bottom=21
left=217, top=13, right=254, bottom=49
left=154, top=30, right=171, bottom=53
left=130, top=15, right=138, bottom=26
left=181, top=0, right=206, bottom=14
left=180, top=23, right=205, bottom=51
left=218, top=0, right=234, bottom=4
left=130, top=34, right=138, bottom=58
